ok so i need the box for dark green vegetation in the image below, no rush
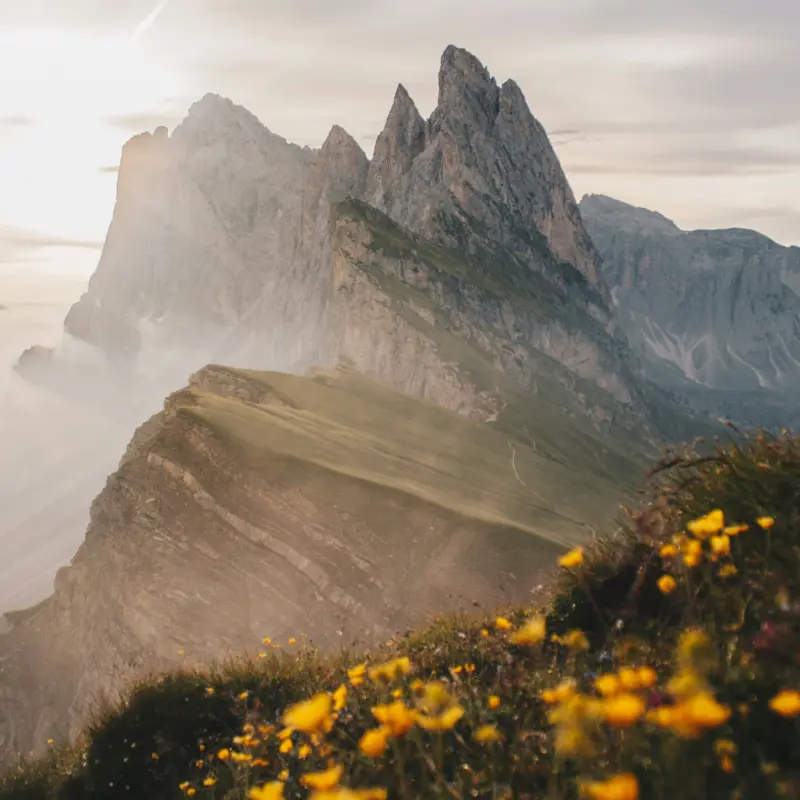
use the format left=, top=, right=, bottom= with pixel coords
left=3, top=428, right=799, bottom=799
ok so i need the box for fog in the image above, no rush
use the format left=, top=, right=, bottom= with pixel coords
left=0, top=277, right=222, bottom=616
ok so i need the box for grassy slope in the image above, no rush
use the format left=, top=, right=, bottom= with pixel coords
left=4, top=430, right=799, bottom=800
left=176, top=366, right=640, bottom=547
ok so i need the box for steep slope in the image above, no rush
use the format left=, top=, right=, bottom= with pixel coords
left=580, top=194, right=800, bottom=396
left=0, top=366, right=642, bottom=766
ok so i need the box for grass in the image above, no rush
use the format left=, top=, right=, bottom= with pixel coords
left=3, top=427, right=799, bottom=799
left=173, top=366, right=642, bottom=547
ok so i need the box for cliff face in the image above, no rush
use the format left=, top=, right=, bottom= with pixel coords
left=53, top=47, right=655, bottom=440
left=580, top=194, right=800, bottom=395
left=0, top=366, right=640, bottom=765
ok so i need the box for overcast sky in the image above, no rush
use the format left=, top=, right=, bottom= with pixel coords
left=1, top=0, right=798, bottom=280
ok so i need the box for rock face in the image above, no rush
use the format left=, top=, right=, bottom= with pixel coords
left=0, top=366, right=640, bottom=765
left=580, top=194, right=800, bottom=394
left=52, top=46, right=672, bottom=443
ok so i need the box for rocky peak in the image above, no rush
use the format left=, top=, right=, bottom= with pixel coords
left=433, top=45, right=499, bottom=135
left=115, top=128, right=171, bottom=204
left=365, top=45, right=606, bottom=293
left=365, top=84, right=426, bottom=206
left=579, top=194, right=681, bottom=236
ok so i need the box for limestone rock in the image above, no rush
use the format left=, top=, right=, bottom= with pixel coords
left=580, top=194, right=800, bottom=397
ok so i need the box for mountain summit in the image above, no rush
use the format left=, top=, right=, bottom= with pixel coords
left=580, top=193, right=800, bottom=404
left=50, top=45, right=668, bottom=440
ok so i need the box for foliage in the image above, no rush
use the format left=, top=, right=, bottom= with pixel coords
left=2, top=429, right=799, bottom=799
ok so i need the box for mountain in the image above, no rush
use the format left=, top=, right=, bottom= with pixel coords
left=53, top=46, right=680, bottom=443
left=1, top=46, right=718, bottom=766
left=580, top=194, right=800, bottom=406
left=0, top=365, right=641, bottom=765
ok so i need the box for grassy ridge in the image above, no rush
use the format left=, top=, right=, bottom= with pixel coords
left=178, top=367, right=640, bottom=546
left=3, top=428, right=799, bottom=799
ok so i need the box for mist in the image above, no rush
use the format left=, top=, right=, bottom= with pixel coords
left=0, top=276, right=229, bottom=616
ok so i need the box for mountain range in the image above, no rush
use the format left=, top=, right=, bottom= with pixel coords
left=1, top=44, right=795, bottom=767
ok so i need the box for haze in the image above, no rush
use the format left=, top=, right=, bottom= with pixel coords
left=1, top=0, right=799, bottom=612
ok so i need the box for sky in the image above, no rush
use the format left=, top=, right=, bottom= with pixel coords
left=0, top=0, right=799, bottom=283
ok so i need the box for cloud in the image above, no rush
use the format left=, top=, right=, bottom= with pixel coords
left=104, top=111, right=183, bottom=133
left=0, top=225, right=103, bottom=264
left=0, top=117, right=33, bottom=128
left=569, top=146, right=800, bottom=177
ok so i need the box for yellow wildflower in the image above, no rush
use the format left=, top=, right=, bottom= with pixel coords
left=554, top=724, right=594, bottom=758
left=203, top=777, right=217, bottom=788
left=756, top=516, right=775, bottom=530
left=718, top=563, right=738, bottom=578
left=473, top=724, right=503, bottom=743
left=348, top=663, right=366, bottom=687
left=724, top=524, right=748, bottom=535
left=217, top=749, right=231, bottom=761
left=659, top=543, right=678, bottom=558
left=279, top=739, right=293, bottom=754
left=289, top=638, right=297, bottom=645
left=248, top=783, right=285, bottom=800
left=602, top=693, right=645, bottom=727
left=368, top=657, right=412, bottom=683
left=581, top=773, right=639, bottom=800
left=617, top=668, right=640, bottom=691
left=283, top=693, right=334, bottom=734
left=371, top=701, right=416, bottom=737
left=391, top=688, right=403, bottom=699
left=682, top=693, right=731, bottom=730
left=687, top=509, right=724, bottom=538
left=681, top=538, right=703, bottom=567
left=488, top=695, right=501, bottom=709
left=231, top=752, right=253, bottom=763
left=559, top=547, right=584, bottom=568
left=416, top=703, right=465, bottom=731
left=561, top=629, right=590, bottom=651
left=510, top=615, right=547, bottom=645
left=359, top=727, right=389, bottom=757
left=278, top=770, right=289, bottom=781
left=333, top=684, right=348, bottom=712
left=205, top=687, right=215, bottom=697
left=262, top=637, right=271, bottom=645
left=301, top=765, right=343, bottom=791
left=710, top=534, right=730, bottom=556
left=657, top=575, right=677, bottom=595
left=595, top=674, right=621, bottom=697
left=187, top=790, right=196, bottom=798
left=179, top=783, right=190, bottom=791
left=480, top=628, right=489, bottom=638
left=253, top=758, right=269, bottom=767
left=495, top=616, right=513, bottom=630
left=465, top=663, right=476, bottom=674
left=541, top=678, right=577, bottom=704
left=637, top=666, right=657, bottom=688
left=238, top=691, right=250, bottom=701
left=297, top=744, right=312, bottom=759
left=278, top=727, right=293, bottom=740
left=769, top=690, right=800, bottom=717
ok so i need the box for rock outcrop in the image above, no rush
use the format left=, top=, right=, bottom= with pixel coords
left=50, top=47, right=664, bottom=441
left=580, top=194, right=800, bottom=398
left=0, top=366, right=640, bottom=766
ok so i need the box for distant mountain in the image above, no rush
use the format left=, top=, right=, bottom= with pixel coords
left=53, top=46, right=703, bottom=445
left=580, top=194, right=800, bottom=399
